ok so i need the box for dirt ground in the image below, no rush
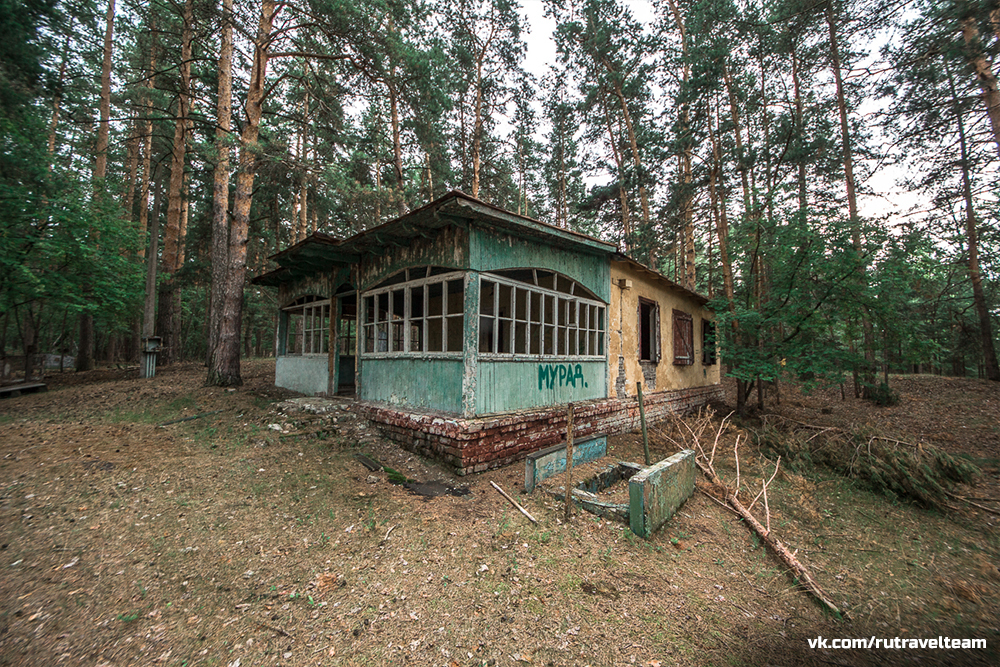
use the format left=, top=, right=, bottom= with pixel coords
left=1, top=362, right=998, bottom=666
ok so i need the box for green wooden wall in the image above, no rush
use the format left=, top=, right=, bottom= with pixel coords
left=360, top=357, right=464, bottom=413
left=357, top=226, right=469, bottom=290
left=476, top=359, right=606, bottom=414
left=469, top=227, right=610, bottom=302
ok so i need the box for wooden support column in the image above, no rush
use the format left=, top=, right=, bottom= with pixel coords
left=462, top=271, right=480, bottom=418
left=329, top=294, right=339, bottom=396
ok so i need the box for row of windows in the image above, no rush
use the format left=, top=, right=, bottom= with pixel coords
left=282, top=270, right=716, bottom=365
left=478, top=278, right=605, bottom=357
left=362, top=273, right=466, bottom=354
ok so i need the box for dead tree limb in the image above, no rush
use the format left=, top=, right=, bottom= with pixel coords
left=682, top=411, right=842, bottom=617
left=945, top=491, right=1000, bottom=517
left=490, top=481, right=538, bottom=525
left=695, top=457, right=841, bottom=617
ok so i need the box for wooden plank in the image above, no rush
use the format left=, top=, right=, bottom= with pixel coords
left=0, top=382, right=47, bottom=398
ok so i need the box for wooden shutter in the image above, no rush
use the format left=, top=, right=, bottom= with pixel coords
left=652, top=303, right=661, bottom=362
left=673, top=310, right=693, bottom=365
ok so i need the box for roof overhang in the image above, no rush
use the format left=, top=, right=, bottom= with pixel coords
left=612, top=254, right=711, bottom=306
left=252, top=191, right=618, bottom=287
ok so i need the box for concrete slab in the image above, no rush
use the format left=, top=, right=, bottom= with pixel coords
left=628, top=449, right=696, bottom=538
left=524, top=436, right=607, bottom=492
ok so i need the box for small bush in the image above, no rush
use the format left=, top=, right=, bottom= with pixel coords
left=866, top=382, right=899, bottom=407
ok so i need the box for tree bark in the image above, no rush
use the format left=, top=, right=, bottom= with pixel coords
left=93, top=0, right=114, bottom=188
left=208, top=0, right=234, bottom=369
left=208, top=0, right=280, bottom=386
left=78, top=0, right=115, bottom=373
left=946, top=62, right=1000, bottom=381
left=138, top=25, right=157, bottom=259
left=159, top=0, right=194, bottom=365
left=961, top=16, right=1000, bottom=160
left=826, top=0, right=875, bottom=394
left=143, top=163, right=163, bottom=340
left=664, top=0, right=693, bottom=284
left=598, top=91, right=630, bottom=250
left=46, top=32, right=70, bottom=171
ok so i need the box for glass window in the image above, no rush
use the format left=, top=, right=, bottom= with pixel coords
left=282, top=296, right=329, bottom=356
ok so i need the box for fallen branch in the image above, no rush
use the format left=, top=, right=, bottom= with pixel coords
left=157, top=410, right=223, bottom=427
left=945, top=491, right=1000, bottom=517
left=696, top=457, right=841, bottom=617
left=490, top=481, right=538, bottom=525
left=256, top=620, right=295, bottom=639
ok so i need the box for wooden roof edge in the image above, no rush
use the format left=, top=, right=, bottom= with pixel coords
left=445, top=192, right=618, bottom=252
left=611, top=254, right=711, bottom=306
left=268, top=191, right=620, bottom=265
left=249, top=266, right=290, bottom=287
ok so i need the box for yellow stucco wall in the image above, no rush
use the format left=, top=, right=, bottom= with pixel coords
left=608, top=260, right=721, bottom=397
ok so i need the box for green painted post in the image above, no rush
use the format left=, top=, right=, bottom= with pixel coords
left=462, top=272, right=480, bottom=417
left=638, top=382, right=650, bottom=465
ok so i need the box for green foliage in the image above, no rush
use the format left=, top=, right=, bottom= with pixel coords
left=866, top=382, right=899, bottom=407
left=754, top=423, right=978, bottom=509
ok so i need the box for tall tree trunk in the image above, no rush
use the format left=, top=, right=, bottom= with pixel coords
left=664, top=0, right=693, bottom=284
left=138, top=26, right=157, bottom=259
left=722, top=62, right=752, bottom=217
left=122, top=119, right=140, bottom=218
left=46, top=32, right=71, bottom=171
left=598, top=90, right=630, bottom=249
left=298, top=90, right=309, bottom=240
left=158, top=0, right=193, bottom=365
left=79, top=0, right=115, bottom=373
left=791, top=45, right=808, bottom=217
left=93, top=0, right=114, bottom=189
left=961, top=16, right=1000, bottom=159
left=388, top=78, right=407, bottom=214
left=946, top=62, right=1000, bottom=381
left=471, top=51, right=485, bottom=198
left=209, top=0, right=280, bottom=386
left=144, top=163, right=164, bottom=340
left=826, top=0, right=875, bottom=394
left=209, top=0, right=234, bottom=369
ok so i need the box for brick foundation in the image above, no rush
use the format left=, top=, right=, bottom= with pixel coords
left=355, top=384, right=724, bottom=476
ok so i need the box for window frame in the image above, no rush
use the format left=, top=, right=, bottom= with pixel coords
left=673, top=309, right=694, bottom=366
left=638, top=297, right=661, bottom=363
left=478, top=271, right=607, bottom=360
left=702, top=318, right=717, bottom=366
left=360, top=268, right=466, bottom=358
left=282, top=296, right=330, bottom=356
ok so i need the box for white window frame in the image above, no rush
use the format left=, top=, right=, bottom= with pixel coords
left=361, top=268, right=466, bottom=358
left=479, top=271, right=606, bottom=360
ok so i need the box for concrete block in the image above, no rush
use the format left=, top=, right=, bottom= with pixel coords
left=524, top=436, right=607, bottom=492
left=629, top=449, right=696, bottom=538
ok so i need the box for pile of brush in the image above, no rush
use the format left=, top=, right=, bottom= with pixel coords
left=753, top=416, right=978, bottom=509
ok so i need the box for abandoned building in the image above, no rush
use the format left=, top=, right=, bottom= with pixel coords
left=252, top=191, right=722, bottom=474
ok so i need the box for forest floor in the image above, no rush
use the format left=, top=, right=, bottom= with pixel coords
left=1, top=362, right=998, bottom=666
